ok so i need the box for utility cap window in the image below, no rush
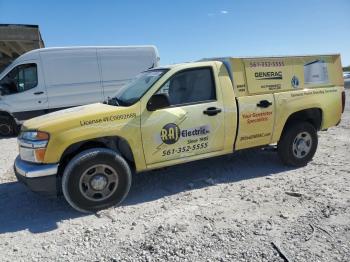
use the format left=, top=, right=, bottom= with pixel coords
left=0, top=63, right=38, bottom=95
left=156, top=67, right=216, bottom=106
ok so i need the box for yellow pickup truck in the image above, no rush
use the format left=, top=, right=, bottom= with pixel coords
left=14, top=55, right=345, bottom=212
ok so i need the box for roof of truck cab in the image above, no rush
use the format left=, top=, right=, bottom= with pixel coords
left=155, top=61, right=219, bottom=70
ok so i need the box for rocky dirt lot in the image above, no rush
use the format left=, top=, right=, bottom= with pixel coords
left=0, top=90, right=349, bottom=262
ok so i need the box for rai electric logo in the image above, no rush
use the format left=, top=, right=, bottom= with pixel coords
left=160, top=123, right=181, bottom=145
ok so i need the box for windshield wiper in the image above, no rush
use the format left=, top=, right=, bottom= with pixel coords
left=104, top=96, right=122, bottom=106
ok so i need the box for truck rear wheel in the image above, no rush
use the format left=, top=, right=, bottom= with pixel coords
left=277, top=122, right=318, bottom=167
left=62, top=148, right=132, bottom=213
left=0, top=116, right=17, bottom=137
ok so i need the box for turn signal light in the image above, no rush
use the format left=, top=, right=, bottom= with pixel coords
left=34, top=148, right=47, bottom=162
left=36, top=131, right=50, bottom=140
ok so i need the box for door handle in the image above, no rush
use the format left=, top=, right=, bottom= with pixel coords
left=203, top=107, right=222, bottom=116
left=34, top=91, right=44, bottom=95
left=257, top=100, right=272, bottom=108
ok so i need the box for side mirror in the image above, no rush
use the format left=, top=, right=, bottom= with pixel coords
left=147, top=94, right=170, bottom=111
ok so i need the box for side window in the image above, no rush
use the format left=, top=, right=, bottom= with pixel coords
left=0, top=63, right=37, bottom=95
left=156, top=68, right=216, bottom=106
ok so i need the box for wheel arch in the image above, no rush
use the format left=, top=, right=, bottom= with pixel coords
left=58, top=136, right=135, bottom=177
left=279, top=108, right=323, bottom=140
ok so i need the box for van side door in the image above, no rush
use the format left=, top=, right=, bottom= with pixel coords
left=0, top=61, right=48, bottom=121
left=41, top=49, right=103, bottom=111
left=140, top=66, right=225, bottom=166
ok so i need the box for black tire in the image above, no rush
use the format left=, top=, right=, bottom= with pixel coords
left=277, top=122, right=318, bottom=167
left=62, top=148, right=132, bottom=213
left=0, top=115, right=17, bottom=137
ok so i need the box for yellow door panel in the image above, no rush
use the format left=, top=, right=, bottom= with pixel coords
left=141, top=102, right=225, bottom=165
left=235, top=94, right=275, bottom=149
left=140, top=66, right=225, bottom=165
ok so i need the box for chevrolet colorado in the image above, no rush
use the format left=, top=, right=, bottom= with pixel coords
left=14, top=55, right=345, bottom=212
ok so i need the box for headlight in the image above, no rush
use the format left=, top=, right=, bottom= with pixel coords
left=20, top=131, right=49, bottom=141
left=18, top=131, right=50, bottom=163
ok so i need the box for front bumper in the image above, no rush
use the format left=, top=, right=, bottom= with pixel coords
left=14, top=156, right=59, bottom=197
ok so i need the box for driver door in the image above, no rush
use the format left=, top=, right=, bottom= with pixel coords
left=140, top=66, right=225, bottom=165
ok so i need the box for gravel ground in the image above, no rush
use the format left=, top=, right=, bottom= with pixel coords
left=0, top=90, right=349, bottom=262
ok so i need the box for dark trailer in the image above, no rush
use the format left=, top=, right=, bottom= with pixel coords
left=0, top=24, right=44, bottom=72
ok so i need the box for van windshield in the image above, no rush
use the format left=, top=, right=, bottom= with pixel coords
left=109, top=69, right=168, bottom=106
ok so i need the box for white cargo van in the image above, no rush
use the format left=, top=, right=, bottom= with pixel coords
left=0, top=46, right=159, bottom=136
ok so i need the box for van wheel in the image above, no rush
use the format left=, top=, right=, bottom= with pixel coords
left=277, top=122, right=318, bottom=167
left=62, top=148, right=132, bottom=213
left=0, top=116, right=16, bottom=137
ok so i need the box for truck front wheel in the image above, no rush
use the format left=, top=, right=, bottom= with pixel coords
left=277, top=122, right=318, bottom=167
left=62, top=148, right=132, bottom=213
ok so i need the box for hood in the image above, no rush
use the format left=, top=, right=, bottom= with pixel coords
left=22, top=103, right=137, bottom=133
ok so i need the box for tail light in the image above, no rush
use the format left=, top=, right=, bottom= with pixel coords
left=342, top=91, right=346, bottom=114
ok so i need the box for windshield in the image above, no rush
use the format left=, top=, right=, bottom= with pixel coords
left=109, top=69, right=168, bottom=106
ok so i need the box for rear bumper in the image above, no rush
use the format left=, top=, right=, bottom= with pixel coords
left=14, top=156, right=59, bottom=197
